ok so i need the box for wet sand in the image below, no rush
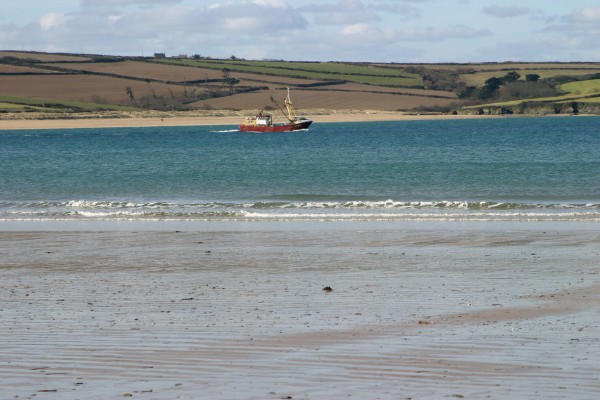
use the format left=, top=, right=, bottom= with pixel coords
left=1, top=221, right=599, bottom=399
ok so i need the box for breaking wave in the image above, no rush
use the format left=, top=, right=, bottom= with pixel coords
left=1, top=199, right=599, bottom=222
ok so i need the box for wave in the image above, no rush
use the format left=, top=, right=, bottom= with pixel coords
left=4, top=199, right=600, bottom=210
left=1, top=199, right=599, bottom=222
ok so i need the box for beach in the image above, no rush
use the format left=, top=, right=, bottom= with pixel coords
left=0, top=110, right=495, bottom=131
left=2, top=116, right=599, bottom=399
left=1, top=221, right=599, bottom=399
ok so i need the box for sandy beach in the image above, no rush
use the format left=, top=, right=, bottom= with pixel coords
left=1, top=221, right=599, bottom=399
left=0, top=110, right=495, bottom=130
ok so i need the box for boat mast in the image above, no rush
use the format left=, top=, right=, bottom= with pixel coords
left=284, top=87, right=295, bottom=122
left=270, top=87, right=296, bottom=123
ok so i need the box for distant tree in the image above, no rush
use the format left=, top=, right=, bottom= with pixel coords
left=478, top=76, right=503, bottom=99
left=226, top=77, right=240, bottom=93
left=221, top=68, right=230, bottom=83
left=125, top=86, right=135, bottom=102
left=498, top=80, right=559, bottom=100
left=221, top=68, right=240, bottom=92
left=458, top=86, right=477, bottom=99
left=485, top=76, right=503, bottom=89
left=420, top=67, right=465, bottom=92
left=571, top=101, right=579, bottom=115
left=503, top=71, right=521, bottom=82
left=526, top=73, right=541, bottom=82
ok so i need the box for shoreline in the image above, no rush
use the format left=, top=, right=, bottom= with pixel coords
left=0, top=110, right=500, bottom=130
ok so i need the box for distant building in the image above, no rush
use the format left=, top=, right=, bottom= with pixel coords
left=154, top=53, right=166, bottom=59
left=177, top=54, right=188, bottom=59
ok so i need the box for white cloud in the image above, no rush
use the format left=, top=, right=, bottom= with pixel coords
left=339, top=23, right=371, bottom=36
left=2, top=1, right=599, bottom=63
left=39, top=13, right=73, bottom=30
left=477, top=35, right=599, bottom=62
left=301, top=0, right=380, bottom=25
left=195, top=1, right=307, bottom=34
left=252, top=0, right=288, bottom=8
left=398, top=25, right=492, bottom=42
left=483, top=5, right=531, bottom=18
left=369, top=2, right=421, bottom=19
left=543, top=6, right=600, bottom=36
left=107, top=15, right=122, bottom=25
left=564, top=6, right=600, bottom=23
left=81, top=0, right=181, bottom=7
left=224, top=16, right=260, bottom=31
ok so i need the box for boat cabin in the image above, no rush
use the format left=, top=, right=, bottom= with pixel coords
left=256, top=115, right=272, bottom=126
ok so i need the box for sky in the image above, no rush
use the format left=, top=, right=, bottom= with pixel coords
left=2, top=0, right=600, bottom=62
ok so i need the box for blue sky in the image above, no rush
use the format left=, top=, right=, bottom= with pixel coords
left=2, top=0, right=600, bottom=62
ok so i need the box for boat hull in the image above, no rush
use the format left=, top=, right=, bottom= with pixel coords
left=239, top=120, right=312, bottom=132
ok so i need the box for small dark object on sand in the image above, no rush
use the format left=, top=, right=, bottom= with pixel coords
left=323, top=286, right=333, bottom=292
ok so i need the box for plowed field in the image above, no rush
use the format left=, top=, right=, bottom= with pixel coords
left=43, top=60, right=325, bottom=87
left=192, top=88, right=455, bottom=111
left=0, top=75, right=185, bottom=104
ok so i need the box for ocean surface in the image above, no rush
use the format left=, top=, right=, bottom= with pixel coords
left=1, top=116, right=599, bottom=223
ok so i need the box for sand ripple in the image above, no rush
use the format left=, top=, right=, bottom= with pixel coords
left=1, top=227, right=599, bottom=399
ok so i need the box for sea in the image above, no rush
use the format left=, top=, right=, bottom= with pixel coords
left=1, top=116, right=599, bottom=224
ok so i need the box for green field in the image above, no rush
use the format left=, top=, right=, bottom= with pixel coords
left=464, top=79, right=600, bottom=111
left=155, top=59, right=422, bottom=87
left=0, top=102, right=28, bottom=110
left=560, top=79, right=600, bottom=97
left=461, top=69, right=600, bottom=87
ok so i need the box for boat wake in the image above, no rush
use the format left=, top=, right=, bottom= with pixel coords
left=210, top=129, right=240, bottom=133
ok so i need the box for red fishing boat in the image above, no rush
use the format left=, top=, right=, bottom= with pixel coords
left=239, top=88, right=313, bottom=132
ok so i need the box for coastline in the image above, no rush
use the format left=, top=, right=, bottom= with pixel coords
left=3, top=111, right=599, bottom=399
left=0, top=110, right=497, bottom=130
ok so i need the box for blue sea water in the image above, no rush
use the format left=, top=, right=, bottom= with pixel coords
left=1, top=117, right=599, bottom=222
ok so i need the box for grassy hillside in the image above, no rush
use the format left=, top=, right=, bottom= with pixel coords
left=462, top=74, right=600, bottom=115
left=155, top=59, right=422, bottom=87
left=1, top=51, right=600, bottom=115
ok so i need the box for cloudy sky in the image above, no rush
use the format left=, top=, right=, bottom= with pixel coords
left=2, top=0, right=600, bottom=62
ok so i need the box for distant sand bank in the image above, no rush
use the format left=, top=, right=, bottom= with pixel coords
left=0, top=110, right=495, bottom=130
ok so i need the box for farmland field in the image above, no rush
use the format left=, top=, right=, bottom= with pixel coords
left=0, top=102, right=28, bottom=111
left=156, top=59, right=423, bottom=87
left=0, top=94, right=137, bottom=112
left=0, top=64, right=58, bottom=74
left=560, top=79, right=600, bottom=96
left=0, top=74, right=186, bottom=104
left=1, top=51, right=600, bottom=114
left=191, top=88, right=454, bottom=111
left=43, top=60, right=221, bottom=83
left=313, top=82, right=456, bottom=98
left=43, top=60, right=324, bottom=87
left=0, top=51, right=91, bottom=62
left=461, top=68, right=600, bottom=86
left=419, top=62, right=600, bottom=72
